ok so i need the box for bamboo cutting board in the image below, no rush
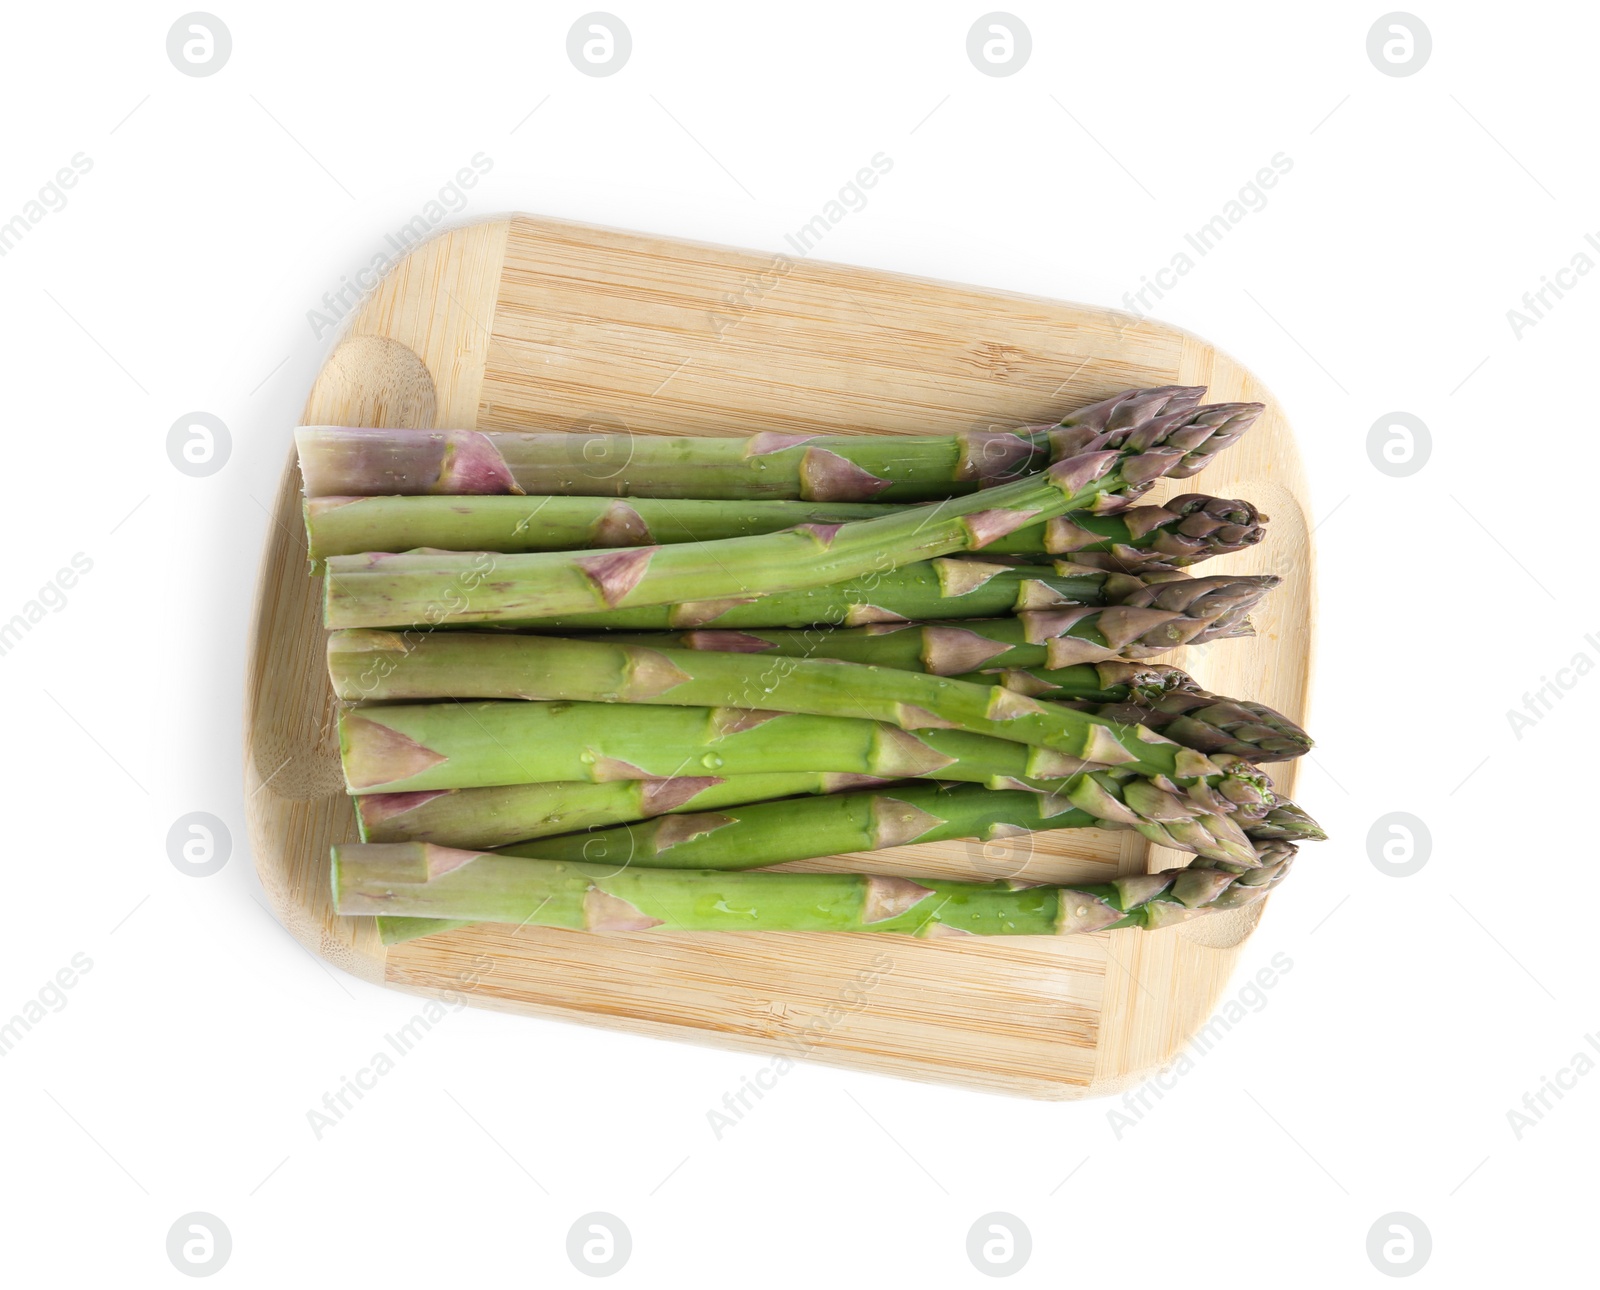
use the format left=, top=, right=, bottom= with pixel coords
left=245, top=214, right=1313, bottom=1099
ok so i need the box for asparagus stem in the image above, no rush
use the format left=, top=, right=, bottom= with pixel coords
left=508, top=565, right=1279, bottom=641
left=322, top=403, right=1263, bottom=630
left=298, top=386, right=1216, bottom=500
left=355, top=771, right=876, bottom=848
left=342, top=701, right=1100, bottom=793
left=363, top=762, right=1324, bottom=852
left=301, top=490, right=1267, bottom=571
left=492, top=781, right=1093, bottom=868
left=946, top=661, right=1192, bottom=699
left=302, top=495, right=889, bottom=566
left=328, top=630, right=1201, bottom=776
left=334, top=840, right=1297, bottom=937
left=488, top=775, right=1292, bottom=869
left=370, top=772, right=1321, bottom=941
left=320, top=481, right=1068, bottom=629
left=338, top=700, right=1096, bottom=793
left=340, top=675, right=1305, bottom=795
left=575, top=568, right=1275, bottom=664
left=383, top=559, right=1113, bottom=628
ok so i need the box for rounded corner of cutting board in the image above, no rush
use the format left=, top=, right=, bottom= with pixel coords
left=243, top=213, right=1314, bottom=1098
left=243, top=216, right=521, bottom=983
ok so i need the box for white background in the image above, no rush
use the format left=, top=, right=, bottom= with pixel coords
left=1, top=1, right=1594, bottom=1284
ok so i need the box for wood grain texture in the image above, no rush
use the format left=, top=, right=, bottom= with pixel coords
left=244, top=214, right=1313, bottom=1098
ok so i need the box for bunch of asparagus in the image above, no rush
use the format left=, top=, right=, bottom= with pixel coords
left=299, top=385, right=1323, bottom=943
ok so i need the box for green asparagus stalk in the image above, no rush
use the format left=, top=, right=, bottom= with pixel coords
left=367, top=763, right=1313, bottom=943
left=370, top=772, right=1318, bottom=940
left=495, top=777, right=1270, bottom=869
left=492, top=774, right=1301, bottom=867
left=354, top=771, right=883, bottom=848
left=302, top=495, right=889, bottom=566
left=340, top=678, right=1306, bottom=795
left=345, top=700, right=1303, bottom=839
left=301, top=490, right=1267, bottom=570
left=362, top=760, right=1323, bottom=854
left=353, top=558, right=1108, bottom=628
left=945, top=660, right=1191, bottom=699
left=509, top=564, right=1278, bottom=641
left=489, top=782, right=1099, bottom=869
left=322, top=403, right=1263, bottom=630
left=952, top=663, right=1182, bottom=695
left=338, top=700, right=1097, bottom=793
left=298, top=386, right=1215, bottom=501
left=335, top=840, right=1297, bottom=938
left=328, top=630, right=1199, bottom=775
left=571, top=572, right=1276, bottom=665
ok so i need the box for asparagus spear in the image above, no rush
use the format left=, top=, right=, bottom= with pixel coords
left=934, top=667, right=1311, bottom=762
left=508, top=564, right=1278, bottom=640
left=945, top=660, right=1191, bottom=698
left=348, top=558, right=1106, bottom=628
left=298, top=386, right=1212, bottom=500
left=322, top=403, right=1263, bottom=630
left=354, top=771, right=882, bottom=847
left=301, top=490, right=1267, bottom=569
left=370, top=773, right=1319, bottom=941
left=1033, top=494, right=1267, bottom=572
left=1246, top=799, right=1327, bottom=843
left=363, top=766, right=1301, bottom=946
left=334, top=840, right=1297, bottom=937
left=953, top=662, right=1184, bottom=695
left=340, top=677, right=1304, bottom=794
left=1041, top=693, right=1309, bottom=761
left=302, top=495, right=889, bottom=566
left=328, top=630, right=1197, bottom=775
left=362, top=762, right=1325, bottom=853
left=568, top=572, right=1276, bottom=666
left=338, top=700, right=1095, bottom=793
left=491, top=775, right=1292, bottom=867
left=492, top=783, right=1088, bottom=868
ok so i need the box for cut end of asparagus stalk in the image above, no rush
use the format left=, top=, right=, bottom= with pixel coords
left=297, top=426, right=524, bottom=497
